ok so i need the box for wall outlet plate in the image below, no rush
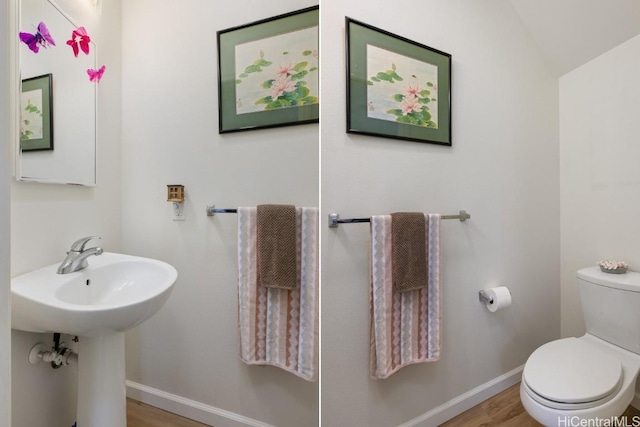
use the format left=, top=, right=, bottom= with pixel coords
left=172, top=202, right=185, bottom=221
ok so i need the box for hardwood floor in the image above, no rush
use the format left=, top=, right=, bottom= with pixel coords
left=126, top=384, right=640, bottom=427
left=126, top=398, right=210, bottom=427
left=439, top=384, right=541, bottom=427
left=439, top=383, right=640, bottom=427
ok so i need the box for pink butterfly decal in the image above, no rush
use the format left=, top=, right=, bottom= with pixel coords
left=19, top=22, right=56, bottom=53
left=87, top=65, right=106, bottom=83
left=66, top=26, right=91, bottom=57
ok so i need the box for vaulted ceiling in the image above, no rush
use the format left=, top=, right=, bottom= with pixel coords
left=509, top=0, right=640, bottom=76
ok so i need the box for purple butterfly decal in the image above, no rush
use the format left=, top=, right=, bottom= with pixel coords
left=87, top=65, right=106, bottom=83
left=19, top=22, right=56, bottom=53
left=66, top=27, right=91, bottom=57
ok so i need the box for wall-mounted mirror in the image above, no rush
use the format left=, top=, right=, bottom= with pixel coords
left=17, top=0, right=97, bottom=186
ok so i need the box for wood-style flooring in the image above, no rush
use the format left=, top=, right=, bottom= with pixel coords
left=439, top=382, right=640, bottom=427
left=127, top=383, right=640, bottom=427
left=126, top=398, right=210, bottom=427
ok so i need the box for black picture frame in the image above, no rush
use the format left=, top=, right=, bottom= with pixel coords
left=20, top=73, right=54, bottom=151
left=346, top=18, right=452, bottom=146
left=217, top=6, right=319, bottom=134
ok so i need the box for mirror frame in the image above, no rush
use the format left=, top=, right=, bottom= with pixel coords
left=9, top=0, right=19, bottom=172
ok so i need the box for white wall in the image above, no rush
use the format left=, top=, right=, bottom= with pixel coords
left=560, top=34, right=640, bottom=338
left=321, top=1, right=560, bottom=425
left=5, top=0, right=580, bottom=425
left=10, top=0, right=122, bottom=425
left=120, top=1, right=319, bottom=426
left=1, top=0, right=14, bottom=424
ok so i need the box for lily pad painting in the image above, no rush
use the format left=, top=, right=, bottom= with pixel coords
left=20, top=89, right=44, bottom=140
left=234, top=25, right=318, bottom=115
left=366, top=44, right=439, bottom=129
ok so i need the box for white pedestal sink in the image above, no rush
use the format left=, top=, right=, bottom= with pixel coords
left=11, top=252, right=177, bottom=427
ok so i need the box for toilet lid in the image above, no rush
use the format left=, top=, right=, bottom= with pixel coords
left=523, top=337, right=622, bottom=404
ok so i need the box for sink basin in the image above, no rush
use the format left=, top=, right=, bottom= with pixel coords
left=11, top=252, right=177, bottom=336
left=11, top=251, right=177, bottom=426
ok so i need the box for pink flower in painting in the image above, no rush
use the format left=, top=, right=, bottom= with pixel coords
left=277, top=62, right=294, bottom=77
left=405, top=83, right=420, bottom=97
left=400, top=94, right=422, bottom=115
left=270, top=74, right=296, bottom=99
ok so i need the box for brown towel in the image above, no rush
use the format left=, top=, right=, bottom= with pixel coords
left=257, top=204, right=298, bottom=290
left=391, top=212, right=427, bottom=292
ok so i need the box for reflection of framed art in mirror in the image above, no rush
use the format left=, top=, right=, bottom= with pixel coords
left=20, top=73, right=53, bottom=152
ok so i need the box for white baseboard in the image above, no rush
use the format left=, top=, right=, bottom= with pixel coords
left=127, top=366, right=523, bottom=427
left=126, top=380, right=274, bottom=427
left=397, top=365, right=524, bottom=427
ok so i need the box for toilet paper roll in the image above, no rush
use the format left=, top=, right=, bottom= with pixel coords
left=485, top=286, right=512, bottom=312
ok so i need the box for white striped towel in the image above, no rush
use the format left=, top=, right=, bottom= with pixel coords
left=370, top=213, right=442, bottom=379
left=237, top=206, right=319, bottom=381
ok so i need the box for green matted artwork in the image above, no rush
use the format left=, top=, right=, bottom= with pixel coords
left=20, top=73, right=54, bottom=151
left=346, top=18, right=452, bottom=146
left=217, top=6, right=319, bottom=133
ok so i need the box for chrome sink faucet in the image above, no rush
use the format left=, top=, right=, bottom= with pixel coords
left=57, top=236, right=104, bottom=274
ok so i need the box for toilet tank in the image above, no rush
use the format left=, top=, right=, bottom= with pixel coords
left=578, top=266, right=640, bottom=354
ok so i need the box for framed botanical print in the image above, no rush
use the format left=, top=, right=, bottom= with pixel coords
left=20, top=73, right=54, bottom=151
left=346, top=18, right=452, bottom=145
left=217, top=6, right=319, bottom=133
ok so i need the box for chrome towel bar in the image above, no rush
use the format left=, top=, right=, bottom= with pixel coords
left=328, top=210, right=470, bottom=228
left=206, top=206, right=237, bottom=216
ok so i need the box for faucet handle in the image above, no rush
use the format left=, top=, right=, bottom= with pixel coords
left=70, top=236, right=102, bottom=252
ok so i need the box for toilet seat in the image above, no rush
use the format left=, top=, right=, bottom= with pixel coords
left=522, top=337, right=623, bottom=410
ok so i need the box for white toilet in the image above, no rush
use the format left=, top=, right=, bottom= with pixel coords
left=521, top=266, right=640, bottom=426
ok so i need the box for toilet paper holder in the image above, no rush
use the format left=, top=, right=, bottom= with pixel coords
left=479, top=290, right=493, bottom=304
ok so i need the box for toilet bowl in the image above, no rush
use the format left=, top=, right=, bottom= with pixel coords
left=521, top=267, right=640, bottom=426
left=520, top=334, right=640, bottom=426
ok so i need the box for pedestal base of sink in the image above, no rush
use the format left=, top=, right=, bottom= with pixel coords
left=77, top=333, right=126, bottom=427
left=11, top=252, right=178, bottom=425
